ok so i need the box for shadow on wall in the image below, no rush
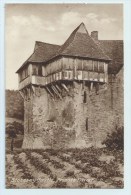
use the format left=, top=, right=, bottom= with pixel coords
left=62, top=101, right=74, bottom=127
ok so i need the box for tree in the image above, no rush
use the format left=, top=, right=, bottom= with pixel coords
left=8, top=126, right=17, bottom=152
left=102, top=126, right=124, bottom=150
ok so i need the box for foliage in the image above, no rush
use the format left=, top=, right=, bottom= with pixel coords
left=102, top=126, right=124, bottom=150
left=54, top=180, right=67, bottom=188
left=6, top=90, right=24, bottom=120
left=65, top=170, right=75, bottom=177
left=6, top=147, right=124, bottom=188
left=6, top=121, right=24, bottom=135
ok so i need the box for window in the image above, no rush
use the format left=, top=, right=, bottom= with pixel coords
left=94, top=61, right=98, bottom=71
left=83, top=60, right=93, bottom=71
left=68, top=58, right=73, bottom=70
left=38, top=66, right=42, bottom=76
left=83, top=91, right=87, bottom=103
left=23, top=68, right=28, bottom=78
left=19, top=72, right=22, bottom=82
left=22, top=70, right=25, bottom=80
left=77, top=59, right=82, bottom=70
left=99, top=62, right=104, bottom=73
left=20, top=67, right=29, bottom=81
left=83, top=60, right=88, bottom=71
left=32, top=65, right=38, bottom=75
left=86, top=118, right=88, bottom=131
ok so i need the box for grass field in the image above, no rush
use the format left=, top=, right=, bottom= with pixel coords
left=6, top=147, right=123, bottom=189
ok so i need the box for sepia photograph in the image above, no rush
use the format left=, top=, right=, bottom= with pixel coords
left=5, top=3, right=124, bottom=189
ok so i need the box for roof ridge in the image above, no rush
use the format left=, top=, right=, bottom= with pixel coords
left=35, top=41, right=60, bottom=47
left=58, top=25, right=80, bottom=54
left=58, top=22, right=89, bottom=55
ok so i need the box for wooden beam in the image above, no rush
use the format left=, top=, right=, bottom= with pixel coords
left=82, top=80, right=85, bottom=89
left=46, top=86, right=54, bottom=98
left=55, top=84, right=62, bottom=93
left=27, top=87, right=30, bottom=99
left=31, top=85, right=35, bottom=94
left=61, top=83, right=69, bottom=92
left=104, top=83, right=108, bottom=90
left=22, top=88, right=26, bottom=100
left=25, top=88, right=29, bottom=100
left=53, top=85, right=62, bottom=99
left=51, top=85, right=57, bottom=96
left=90, top=82, right=93, bottom=91
left=96, top=83, right=99, bottom=95
left=19, top=90, right=24, bottom=99
left=52, top=85, right=62, bottom=100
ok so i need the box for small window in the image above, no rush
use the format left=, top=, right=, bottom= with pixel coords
left=83, top=60, right=88, bottom=71
left=99, top=62, right=104, bottom=73
left=94, top=61, right=98, bottom=71
left=83, top=91, right=87, bottom=103
left=22, top=70, right=25, bottom=80
left=25, top=68, right=29, bottom=78
left=77, top=59, right=82, bottom=70
left=38, top=66, right=42, bottom=76
left=19, top=72, right=22, bottom=82
left=32, top=65, right=38, bottom=75
left=86, top=118, right=88, bottom=131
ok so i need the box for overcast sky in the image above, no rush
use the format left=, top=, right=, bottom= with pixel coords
left=5, top=4, right=123, bottom=90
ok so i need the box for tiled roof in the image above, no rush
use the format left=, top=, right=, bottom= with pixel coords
left=29, top=42, right=60, bottom=63
left=57, top=23, right=111, bottom=61
left=16, top=42, right=60, bottom=73
left=99, top=40, right=123, bottom=74
left=16, top=23, right=123, bottom=74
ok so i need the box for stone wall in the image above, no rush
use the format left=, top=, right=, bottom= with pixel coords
left=22, top=67, right=124, bottom=149
left=22, top=95, right=33, bottom=148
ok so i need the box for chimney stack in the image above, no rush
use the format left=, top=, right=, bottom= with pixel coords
left=91, top=31, right=98, bottom=41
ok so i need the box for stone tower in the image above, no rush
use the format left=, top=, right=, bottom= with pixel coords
left=16, top=23, right=123, bottom=149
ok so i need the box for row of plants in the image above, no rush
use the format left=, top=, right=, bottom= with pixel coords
left=25, top=151, right=57, bottom=182
left=13, top=154, right=38, bottom=187
left=53, top=148, right=123, bottom=188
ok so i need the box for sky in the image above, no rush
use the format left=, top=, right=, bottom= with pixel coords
left=5, top=3, right=123, bottom=90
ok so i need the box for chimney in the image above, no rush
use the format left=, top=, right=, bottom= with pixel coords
left=91, top=31, right=98, bottom=41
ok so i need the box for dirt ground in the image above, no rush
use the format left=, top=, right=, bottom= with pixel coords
left=6, top=147, right=124, bottom=189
